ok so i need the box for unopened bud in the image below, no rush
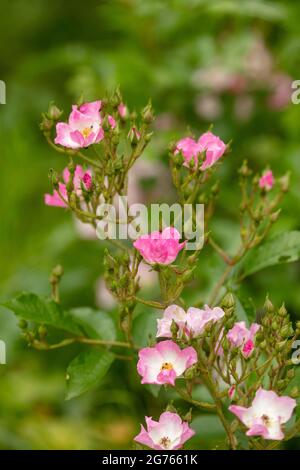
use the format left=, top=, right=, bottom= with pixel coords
left=290, top=386, right=299, bottom=398
left=278, top=303, right=287, bottom=317
left=47, top=103, right=63, bottom=121
left=141, top=101, right=154, bottom=124
left=279, top=173, right=290, bottom=193
left=264, top=296, right=274, bottom=313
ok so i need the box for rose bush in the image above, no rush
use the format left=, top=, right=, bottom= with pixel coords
left=3, top=89, right=300, bottom=450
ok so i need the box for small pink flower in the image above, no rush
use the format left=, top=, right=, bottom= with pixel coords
left=259, top=170, right=274, bottom=191
left=134, top=411, right=195, bottom=450
left=198, top=131, right=227, bottom=170
left=133, top=227, right=186, bottom=265
left=175, top=137, right=202, bottom=166
left=227, top=321, right=260, bottom=358
left=156, top=304, right=225, bottom=339
left=55, top=100, right=104, bottom=149
left=229, top=388, right=296, bottom=440
left=118, top=103, right=128, bottom=119
left=137, top=340, right=197, bottom=386
left=44, top=165, right=91, bottom=208
left=175, top=132, right=226, bottom=170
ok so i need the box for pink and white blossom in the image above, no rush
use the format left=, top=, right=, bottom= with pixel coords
left=133, top=227, right=186, bottom=265
left=55, top=101, right=104, bottom=149
left=156, top=304, right=225, bottom=339
left=229, top=388, right=296, bottom=440
left=175, top=132, right=226, bottom=170
left=134, top=412, right=195, bottom=450
left=259, top=170, right=274, bottom=191
left=137, top=340, right=197, bottom=386
left=227, top=321, right=260, bottom=358
left=44, top=165, right=91, bottom=208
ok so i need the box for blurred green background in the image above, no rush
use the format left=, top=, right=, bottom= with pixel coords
left=1, top=0, right=300, bottom=450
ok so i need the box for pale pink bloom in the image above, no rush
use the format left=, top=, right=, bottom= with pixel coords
left=186, top=305, right=225, bottom=337
left=134, top=411, right=195, bottom=450
left=157, top=304, right=225, bottom=339
left=133, top=227, right=185, bottom=265
left=156, top=305, right=187, bottom=338
left=55, top=100, right=104, bottom=149
left=259, top=170, right=274, bottom=191
left=44, top=165, right=91, bottom=208
left=108, top=115, right=116, bottom=129
left=227, top=321, right=260, bottom=358
left=229, top=388, right=296, bottom=440
left=137, top=340, right=197, bottom=386
left=198, top=131, right=226, bottom=170
left=118, top=103, right=127, bottom=119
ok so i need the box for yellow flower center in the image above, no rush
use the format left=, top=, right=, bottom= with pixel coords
left=161, top=362, right=173, bottom=371
left=81, top=126, right=93, bottom=138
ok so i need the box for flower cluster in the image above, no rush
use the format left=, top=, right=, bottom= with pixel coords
left=32, top=92, right=299, bottom=451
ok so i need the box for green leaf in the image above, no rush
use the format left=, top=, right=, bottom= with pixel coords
left=69, top=307, right=116, bottom=341
left=133, top=309, right=159, bottom=347
left=3, top=293, right=83, bottom=336
left=236, top=231, right=300, bottom=280
left=65, top=350, right=114, bottom=400
left=235, top=292, right=256, bottom=323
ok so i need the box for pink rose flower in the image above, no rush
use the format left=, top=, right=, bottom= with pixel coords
left=133, top=227, right=186, bottom=265
left=156, top=304, right=225, bottom=339
left=55, top=101, right=104, bottom=149
left=259, top=170, right=274, bottom=191
left=227, top=321, right=260, bottom=358
left=229, top=388, right=296, bottom=440
left=134, top=411, right=195, bottom=450
left=175, top=137, right=202, bottom=166
left=175, top=132, right=226, bottom=170
left=137, top=340, right=197, bottom=386
left=198, top=131, right=227, bottom=170
left=44, top=165, right=91, bottom=208
left=186, top=305, right=225, bottom=337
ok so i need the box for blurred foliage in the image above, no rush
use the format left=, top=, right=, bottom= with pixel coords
left=0, top=0, right=300, bottom=449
